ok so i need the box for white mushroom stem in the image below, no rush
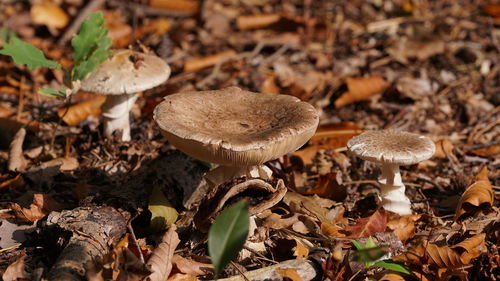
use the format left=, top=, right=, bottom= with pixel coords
left=377, top=163, right=412, bottom=215
left=101, top=93, right=138, bottom=141
left=204, top=165, right=273, bottom=188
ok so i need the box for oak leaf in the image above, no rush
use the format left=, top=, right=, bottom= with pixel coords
left=387, top=215, right=421, bottom=242
left=9, top=193, right=65, bottom=222
left=334, top=76, right=389, bottom=108
left=455, top=167, right=493, bottom=220
left=345, top=210, right=387, bottom=238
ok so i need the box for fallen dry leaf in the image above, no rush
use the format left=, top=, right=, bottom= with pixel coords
left=470, top=144, right=500, bottom=157
left=172, top=254, right=212, bottom=276
left=2, top=252, right=30, bottom=281
left=8, top=128, right=27, bottom=172
left=9, top=193, right=66, bottom=222
left=301, top=173, right=347, bottom=202
left=293, top=239, right=310, bottom=259
left=387, top=36, right=445, bottom=64
left=263, top=213, right=300, bottom=230
left=387, top=214, right=421, bottom=242
left=261, top=74, right=280, bottom=94
left=0, top=173, right=25, bottom=190
left=147, top=225, right=180, bottom=281
left=433, top=139, right=454, bottom=159
left=334, top=76, right=389, bottom=108
left=58, top=95, right=106, bottom=126
left=310, top=122, right=363, bottom=147
left=345, top=210, right=387, bottom=238
left=30, top=0, right=69, bottom=29
left=184, top=50, right=236, bottom=72
left=484, top=4, right=500, bottom=18
left=455, top=167, right=493, bottom=220
left=321, top=222, right=346, bottom=238
left=394, top=234, right=486, bottom=268
left=167, top=273, right=200, bottom=281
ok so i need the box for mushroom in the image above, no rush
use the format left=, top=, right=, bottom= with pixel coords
left=153, top=87, right=319, bottom=187
left=80, top=49, right=170, bottom=141
left=347, top=130, right=435, bottom=215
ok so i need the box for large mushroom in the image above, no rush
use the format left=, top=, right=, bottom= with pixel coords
left=80, top=49, right=170, bottom=141
left=153, top=87, right=319, bottom=187
left=347, top=130, right=435, bottom=215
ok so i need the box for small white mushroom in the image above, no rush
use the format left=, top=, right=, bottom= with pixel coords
left=347, top=130, right=435, bottom=215
left=80, top=49, right=170, bottom=141
left=153, top=87, right=319, bottom=187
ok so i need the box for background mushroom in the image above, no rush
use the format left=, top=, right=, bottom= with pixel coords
left=347, top=130, right=435, bottom=215
left=153, top=87, right=319, bottom=187
left=80, top=49, right=170, bottom=141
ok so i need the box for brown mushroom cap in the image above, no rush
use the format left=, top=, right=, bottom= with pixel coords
left=80, top=49, right=171, bottom=95
left=347, top=130, right=435, bottom=165
left=153, top=87, right=319, bottom=166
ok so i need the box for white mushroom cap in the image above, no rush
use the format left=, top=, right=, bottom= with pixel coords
left=153, top=87, right=319, bottom=166
left=347, top=130, right=435, bottom=165
left=80, top=49, right=171, bottom=95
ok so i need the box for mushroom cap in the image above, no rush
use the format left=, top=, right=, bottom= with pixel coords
left=153, top=87, right=319, bottom=166
left=347, top=130, right=435, bottom=165
left=80, top=49, right=171, bottom=95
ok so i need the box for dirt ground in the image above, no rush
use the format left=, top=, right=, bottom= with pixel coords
left=0, top=0, right=498, bottom=280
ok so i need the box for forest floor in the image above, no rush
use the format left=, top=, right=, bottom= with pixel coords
left=0, top=0, right=499, bottom=281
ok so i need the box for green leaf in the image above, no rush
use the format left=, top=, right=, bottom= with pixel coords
left=208, top=201, right=249, bottom=279
left=148, top=186, right=179, bottom=233
left=351, top=237, right=388, bottom=267
left=374, top=260, right=411, bottom=275
left=39, top=88, right=67, bottom=98
left=70, top=11, right=111, bottom=81
left=0, top=36, right=61, bottom=70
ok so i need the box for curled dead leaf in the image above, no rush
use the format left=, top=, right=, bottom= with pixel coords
left=433, top=139, right=454, bottom=159
left=378, top=273, right=406, bottom=281
left=393, top=234, right=486, bottom=268
left=321, top=222, right=346, bottom=238
left=2, top=253, right=30, bottom=281
left=30, top=1, right=69, bottom=29
left=455, top=167, right=493, bottom=220
left=345, top=210, right=387, bottom=238
left=9, top=193, right=66, bottom=222
left=387, top=214, right=421, bottom=242
left=147, top=225, right=180, bottom=281
left=149, top=0, right=199, bottom=14
left=334, top=76, right=389, bottom=108
left=184, top=50, right=236, bottom=72
left=172, top=254, right=212, bottom=276
left=58, top=95, right=106, bottom=126
left=237, top=13, right=281, bottom=30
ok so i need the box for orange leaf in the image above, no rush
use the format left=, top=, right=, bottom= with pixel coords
left=293, top=240, right=310, bottom=258
left=379, top=273, right=406, bottom=281
left=58, top=95, right=106, bottom=126
left=485, top=4, right=500, bottom=18
left=310, top=122, right=363, bottom=147
left=387, top=214, right=421, bottom=242
left=432, top=139, right=454, bottom=158
left=167, top=273, right=200, bottom=281
left=261, top=74, right=280, bottom=94
left=345, top=210, right=387, bottom=238
left=334, top=76, right=389, bottom=108
left=276, top=268, right=302, bottom=281
left=455, top=167, right=493, bottom=220
left=470, top=144, right=500, bottom=157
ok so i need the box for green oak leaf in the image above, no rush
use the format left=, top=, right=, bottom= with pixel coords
left=39, top=88, right=67, bottom=98
left=208, top=201, right=249, bottom=279
left=374, top=260, right=411, bottom=275
left=0, top=36, right=61, bottom=70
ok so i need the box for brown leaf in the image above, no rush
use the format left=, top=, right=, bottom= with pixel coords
left=167, top=273, right=200, bottom=281
left=9, top=193, right=66, bottom=222
left=184, top=50, right=236, bottom=72
left=470, top=144, right=500, bottom=157
left=455, top=167, right=493, bottom=220
left=0, top=173, right=25, bottom=190
left=293, top=240, right=309, bottom=259
left=172, top=255, right=212, bottom=276
left=261, top=74, right=280, bottom=94
left=263, top=213, right=300, bottom=230
left=149, top=0, right=199, bottom=14
left=3, top=253, right=30, bottom=281
left=345, top=210, right=387, bottom=238
left=301, top=173, right=347, bottom=202
left=484, top=4, right=500, bottom=18
left=394, top=234, right=486, bottom=269
left=147, top=225, right=180, bottom=281
left=30, top=1, right=69, bottom=29
left=283, top=192, right=331, bottom=224
left=334, top=76, right=389, bottom=108
left=387, top=214, right=421, bottom=242
left=237, top=14, right=281, bottom=30
left=310, top=122, right=363, bottom=147
left=58, top=95, right=106, bottom=126
left=8, top=128, right=27, bottom=172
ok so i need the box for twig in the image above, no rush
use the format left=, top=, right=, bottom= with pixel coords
left=58, top=0, right=106, bottom=45
left=230, top=261, right=250, bottom=281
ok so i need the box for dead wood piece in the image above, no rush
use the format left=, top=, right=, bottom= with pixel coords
left=218, top=258, right=320, bottom=281
left=46, top=206, right=128, bottom=281
left=8, top=127, right=27, bottom=172
left=194, top=179, right=287, bottom=232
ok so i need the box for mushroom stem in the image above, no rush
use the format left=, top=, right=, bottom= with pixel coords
left=378, top=164, right=412, bottom=215
left=101, top=93, right=138, bottom=141
left=204, top=165, right=273, bottom=188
